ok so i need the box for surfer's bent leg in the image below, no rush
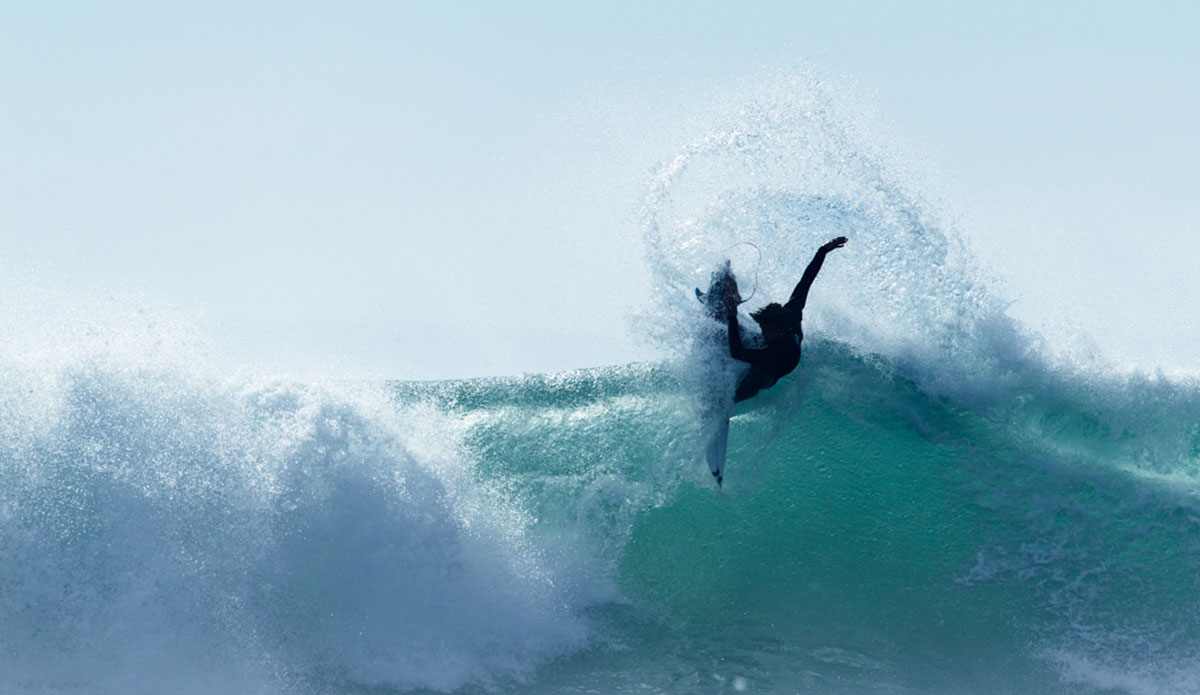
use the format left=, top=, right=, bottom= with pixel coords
left=734, top=369, right=775, bottom=403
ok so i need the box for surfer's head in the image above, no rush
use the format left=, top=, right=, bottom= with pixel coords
left=751, top=303, right=795, bottom=339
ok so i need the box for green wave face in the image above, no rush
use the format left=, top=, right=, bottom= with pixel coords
left=401, top=337, right=1200, bottom=694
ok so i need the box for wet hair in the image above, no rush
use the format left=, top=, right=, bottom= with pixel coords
left=750, top=302, right=794, bottom=330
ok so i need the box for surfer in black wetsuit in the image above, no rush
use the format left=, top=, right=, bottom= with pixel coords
left=723, top=236, right=847, bottom=401
left=695, top=236, right=847, bottom=487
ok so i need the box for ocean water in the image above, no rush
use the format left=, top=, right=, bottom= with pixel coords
left=4, top=82, right=1200, bottom=694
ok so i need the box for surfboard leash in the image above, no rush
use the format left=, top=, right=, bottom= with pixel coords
left=725, top=241, right=762, bottom=304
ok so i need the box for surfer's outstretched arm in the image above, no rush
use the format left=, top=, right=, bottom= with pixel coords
left=785, top=236, right=847, bottom=313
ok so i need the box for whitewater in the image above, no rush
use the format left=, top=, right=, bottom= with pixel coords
left=4, top=82, right=1200, bottom=695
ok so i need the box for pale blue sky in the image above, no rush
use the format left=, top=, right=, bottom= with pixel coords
left=4, top=2, right=1198, bottom=377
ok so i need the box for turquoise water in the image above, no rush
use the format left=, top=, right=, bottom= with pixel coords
left=5, top=341, right=1199, bottom=694
left=396, top=341, right=1200, bottom=695
left=3, top=81, right=1199, bottom=693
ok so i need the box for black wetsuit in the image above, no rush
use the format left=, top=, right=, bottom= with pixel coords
left=726, top=244, right=834, bottom=402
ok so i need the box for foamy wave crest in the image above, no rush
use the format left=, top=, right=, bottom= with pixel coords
left=636, top=73, right=1046, bottom=401
left=0, top=359, right=589, bottom=694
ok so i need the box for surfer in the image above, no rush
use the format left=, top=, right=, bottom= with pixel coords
left=697, top=236, right=847, bottom=486
left=723, top=236, right=847, bottom=401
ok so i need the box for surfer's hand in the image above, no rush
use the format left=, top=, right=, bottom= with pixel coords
left=822, top=236, right=848, bottom=252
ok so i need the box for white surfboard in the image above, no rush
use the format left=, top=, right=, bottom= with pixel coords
left=706, top=414, right=730, bottom=487
left=697, top=260, right=741, bottom=488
